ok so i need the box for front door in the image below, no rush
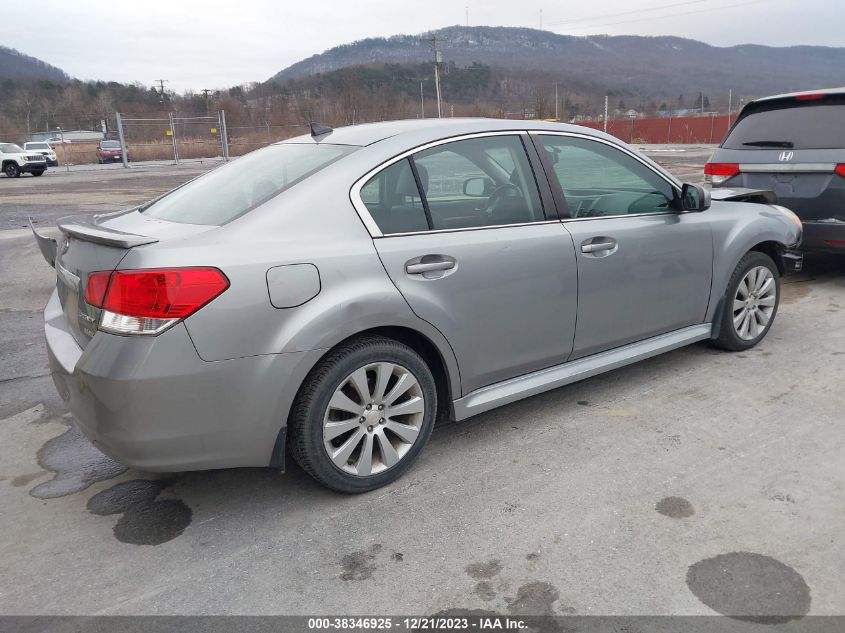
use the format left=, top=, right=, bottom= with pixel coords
left=359, top=133, right=578, bottom=395
left=535, top=133, right=713, bottom=358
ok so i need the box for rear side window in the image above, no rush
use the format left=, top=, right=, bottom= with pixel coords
left=723, top=101, right=845, bottom=150
left=359, top=159, right=430, bottom=235
left=359, top=134, right=545, bottom=234
left=143, top=143, right=355, bottom=225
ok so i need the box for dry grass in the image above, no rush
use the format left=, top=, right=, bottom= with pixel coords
left=50, top=134, right=284, bottom=165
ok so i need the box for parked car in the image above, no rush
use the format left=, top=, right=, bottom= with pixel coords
left=32, top=119, right=802, bottom=493
left=1, top=142, right=48, bottom=177
left=96, top=140, right=126, bottom=163
left=23, top=141, right=59, bottom=166
left=706, top=87, right=845, bottom=253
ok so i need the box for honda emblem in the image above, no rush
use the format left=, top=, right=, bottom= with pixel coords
left=778, top=151, right=794, bottom=162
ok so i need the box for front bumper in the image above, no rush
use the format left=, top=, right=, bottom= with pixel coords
left=44, top=288, right=323, bottom=472
left=20, top=162, right=47, bottom=173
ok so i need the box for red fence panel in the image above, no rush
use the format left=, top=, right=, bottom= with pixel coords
left=577, top=114, right=733, bottom=144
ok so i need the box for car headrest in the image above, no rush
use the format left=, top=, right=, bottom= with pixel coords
left=394, top=162, right=428, bottom=198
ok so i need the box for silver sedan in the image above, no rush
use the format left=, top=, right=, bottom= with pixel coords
left=33, top=119, right=803, bottom=492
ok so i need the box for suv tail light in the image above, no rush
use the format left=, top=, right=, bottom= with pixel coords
left=85, top=267, right=229, bottom=335
left=835, top=164, right=845, bottom=178
left=704, top=163, right=740, bottom=185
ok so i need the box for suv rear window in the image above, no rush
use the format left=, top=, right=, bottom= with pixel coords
left=722, top=99, right=845, bottom=150
left=142, top=143, right=356, bottom=225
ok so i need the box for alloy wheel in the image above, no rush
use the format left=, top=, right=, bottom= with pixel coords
left=322, top=362, right=425, bottom=477
left=732, top=266, right=777, bottom=340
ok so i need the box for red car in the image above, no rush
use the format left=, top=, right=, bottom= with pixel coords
left=96, top=140, right=127, bottom=164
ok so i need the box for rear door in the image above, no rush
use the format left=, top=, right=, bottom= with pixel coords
left=358, top=133, right=578, bottom=395
left=535, top=133, right=713, bottom=359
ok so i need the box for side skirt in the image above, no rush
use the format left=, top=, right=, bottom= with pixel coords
left=453, top=324, right=712, bottom=421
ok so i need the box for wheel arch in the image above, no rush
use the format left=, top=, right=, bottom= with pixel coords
left=271, top=324, right=459, bottom=469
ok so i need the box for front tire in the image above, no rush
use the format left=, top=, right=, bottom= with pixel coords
left=712, top=251, right=780, bottom=351
left=4, top=163, right=20, bottom=178
left=289, top=336, right=437, bottom=493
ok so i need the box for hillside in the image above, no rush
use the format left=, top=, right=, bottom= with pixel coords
left=269, top=26, right=845, bottom=98
left=0, top=46, right=68, bottom=82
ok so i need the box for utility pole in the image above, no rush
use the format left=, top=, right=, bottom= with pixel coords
left=423, top=36, right=444, bottom=118
left=701, top=92, right=705, bottom=114
left=554, top=83, right=559, bottom=120
left=420, top=81, right=425, bottom=118
left=727, top=88, right=733, bottom=123
left=603, top=95, right=609, bottom=133
left=201, top=88, right=213, bottom=116
left=154, top=79, right=169, bottom=104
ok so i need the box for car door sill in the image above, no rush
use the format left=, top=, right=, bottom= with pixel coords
left=453, top=324, right=712, bottom=420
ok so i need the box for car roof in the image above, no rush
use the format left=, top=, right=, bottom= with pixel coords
left=748, top=86, right=845, bottom=104
left=278, top=117, right=618, bottom=148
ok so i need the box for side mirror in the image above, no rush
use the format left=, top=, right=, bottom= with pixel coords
left=681, top=183, right=711, bottom=212
left=463, top=176, right=494, bottom=197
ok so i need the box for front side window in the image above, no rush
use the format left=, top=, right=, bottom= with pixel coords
left=143, top=143, right=355, bottom=225
left=0, top=144, right=24, bottom=153
left=539, top=135, right=675, bottom=218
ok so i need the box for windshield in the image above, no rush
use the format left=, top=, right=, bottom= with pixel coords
left=26, top=143, right=50, bottom=149
left=142, top=143, right=357, bottom=225
left=101, top=141, right=121, bottom=148
left=0, top=143, right=24, bottom=153
left=723, top=101, right=845, bottom=150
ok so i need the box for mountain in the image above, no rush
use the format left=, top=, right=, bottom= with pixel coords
left=0, top=46, right=68, bottom=82
left=268, top=26, right=845, bottom=98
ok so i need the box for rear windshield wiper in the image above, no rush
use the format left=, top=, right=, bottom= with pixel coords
left=741, top=140, right=795, bottom=148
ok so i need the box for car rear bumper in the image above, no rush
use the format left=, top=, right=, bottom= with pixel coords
left=799, top=221, right=845, bottom=253
left=44, top=288, right=324, bottom=472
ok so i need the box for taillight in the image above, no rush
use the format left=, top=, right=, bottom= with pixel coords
left=835, top=164, right=845, bottom=178
left=795, top=93, right=825, bottom=101
left=85, top=267, right=229, bottom=335
left=704, top=162, right=740, bottom=185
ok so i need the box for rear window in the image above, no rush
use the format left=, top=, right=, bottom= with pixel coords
left=723, top=100, right=845, bottom=150
left=101, top=141, right=121, bottom=148
left=142, top=143, right=356, bottom=225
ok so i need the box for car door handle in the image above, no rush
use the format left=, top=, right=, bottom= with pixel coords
left=581, top=239, right=617, bottom=254
left=406, top=260, right=456, bottom=274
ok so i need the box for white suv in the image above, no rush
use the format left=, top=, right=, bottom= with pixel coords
left=23, top=141, right=59, bottom=166
left=0, top=142, right=48, bottom=178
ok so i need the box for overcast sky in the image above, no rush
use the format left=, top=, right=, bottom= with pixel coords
left=3, top=0, right=843, bottom=91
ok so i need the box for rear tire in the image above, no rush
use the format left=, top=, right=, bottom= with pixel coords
left=289, top=336, right=437, bottom=493
left=4, top=163, right=20, bottom=178
left=711, top=251, right=780, bottom=351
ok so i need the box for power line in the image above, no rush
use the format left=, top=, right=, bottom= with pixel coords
left=544, top=0, right=707, bottom=28
left=559, top=0, right=768, bottom=31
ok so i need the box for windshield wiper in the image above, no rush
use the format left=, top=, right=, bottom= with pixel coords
left=742, top=140, right=795, bottom=148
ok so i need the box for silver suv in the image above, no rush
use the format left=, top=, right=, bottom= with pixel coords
left=33, top=119, right=801, bottom=492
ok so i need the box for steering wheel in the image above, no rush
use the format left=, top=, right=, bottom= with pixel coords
left=485, top=183, right=523, bottom=215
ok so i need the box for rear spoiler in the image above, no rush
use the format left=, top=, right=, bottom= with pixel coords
left=709, top=187, right=778, bottom=205
left=57, top=218, right=159, bottom=249
left=30, top=219, right=57, bottom=268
